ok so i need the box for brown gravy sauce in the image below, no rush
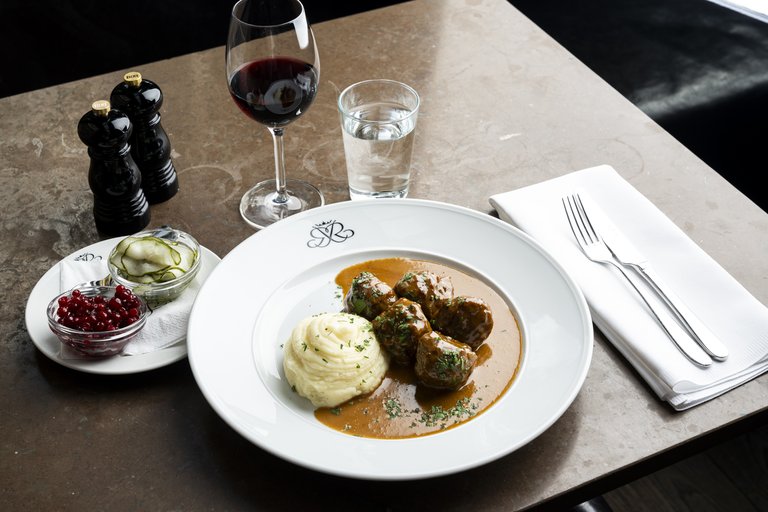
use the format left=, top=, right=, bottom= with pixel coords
left=314, top=257, right=522, bottom=439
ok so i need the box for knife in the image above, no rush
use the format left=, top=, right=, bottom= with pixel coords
left=590, top=209, right=729, bottom=361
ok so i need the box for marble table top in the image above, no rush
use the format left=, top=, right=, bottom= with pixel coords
left=1, top=0, right=767, bottom=509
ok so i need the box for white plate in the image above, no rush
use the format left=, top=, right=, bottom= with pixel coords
left=188, top=199, right=592, bottom=480
left=25, top=238, right=221, bottom=375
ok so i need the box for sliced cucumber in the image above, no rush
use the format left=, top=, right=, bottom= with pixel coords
left=154, top=268, right=184, bottom=282
left=109, top=236, right=136, bottom=271
left=121, top=238, right=181, bottom=276
left=127, top=274, right=157, bottom=284
left=174, top=243, right=196, bottom=272
left=111, top=233, right=198, bottom=285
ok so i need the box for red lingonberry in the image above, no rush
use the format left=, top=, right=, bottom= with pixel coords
left=55, top=287, right=142, bottom=332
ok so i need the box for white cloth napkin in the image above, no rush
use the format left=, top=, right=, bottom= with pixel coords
left=489, top=165, right=768, bottom=410
left=58, top=250, right=199, bottom=357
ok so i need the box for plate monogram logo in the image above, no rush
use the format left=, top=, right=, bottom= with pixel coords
left=74, top=252, right=102, bottom=262
left=307, top=220, right=354, bottom=248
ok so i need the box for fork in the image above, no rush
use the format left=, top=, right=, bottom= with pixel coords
left=562, top=194, right=713, bottom=367
left=86, top=275, right=113, bottom=287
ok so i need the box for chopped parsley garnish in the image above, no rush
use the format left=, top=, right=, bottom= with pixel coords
left=384, top=398, right=403, bottom=419
left=416, top=398, right=476, bottom=428
left=434, top=350, right=466, bottom=378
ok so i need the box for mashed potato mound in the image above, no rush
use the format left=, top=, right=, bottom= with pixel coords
left=283, top=312, right=389, bottom=407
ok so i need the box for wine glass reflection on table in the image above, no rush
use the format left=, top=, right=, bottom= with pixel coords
left=226, top=0, right=323, bottom=229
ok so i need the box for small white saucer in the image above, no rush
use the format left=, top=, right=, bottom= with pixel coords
left=25, top=237, right=221, bottom=375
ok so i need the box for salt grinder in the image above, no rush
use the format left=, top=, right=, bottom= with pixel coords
left=110, top=71, right=179, bottom=203
left=77, top=100, right=151, bottom=236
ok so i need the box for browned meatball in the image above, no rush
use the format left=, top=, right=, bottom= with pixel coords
left=372, top=298, right=432, bottom=365
left=344, top=271, right=398, bottom=320
left=415, top=331, right=477, bottom=390
left=393, top=271, right=453, bottom=320
left=431, top=296, right=493, bottom=350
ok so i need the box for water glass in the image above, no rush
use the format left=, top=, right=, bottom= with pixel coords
left=338, top=79, right=420, bottom=200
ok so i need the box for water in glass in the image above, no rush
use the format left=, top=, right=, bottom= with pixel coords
left=342, top=101, right=416, bottom=200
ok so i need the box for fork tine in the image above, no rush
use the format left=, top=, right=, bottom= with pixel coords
left=573, top=193, right=600, bottom=244
left=563, top=195, right=590, bottom=248
left=562, top=196, right=582, bottom=246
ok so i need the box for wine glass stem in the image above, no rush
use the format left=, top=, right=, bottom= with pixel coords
left=269, top=127, right=289, bottom=204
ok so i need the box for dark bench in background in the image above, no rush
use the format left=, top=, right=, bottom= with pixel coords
left=0, top=0, right=408, bottom=99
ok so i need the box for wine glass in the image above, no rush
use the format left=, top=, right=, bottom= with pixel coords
left=226, top=0, right=323, bottom=229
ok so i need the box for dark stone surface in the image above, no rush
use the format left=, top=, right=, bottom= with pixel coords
left=2, top=2, right=768, bottom=510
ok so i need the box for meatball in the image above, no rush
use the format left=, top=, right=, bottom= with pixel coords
left=372, top=298, right=432, bottom=365
left=431, top=296, right=493, bottom=350
left=344, top=271, right=398, bottom=320
left=393, top=271, right=453, bottom=320
left=415, top=331, right=477, bottom=390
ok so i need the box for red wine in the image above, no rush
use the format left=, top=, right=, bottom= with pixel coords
left=229, top=57, right=318, bottom=127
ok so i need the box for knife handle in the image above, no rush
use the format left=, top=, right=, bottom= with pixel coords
left=606, top=261, right=713, bottom=367
left=634, top=266, right=729, bottom=361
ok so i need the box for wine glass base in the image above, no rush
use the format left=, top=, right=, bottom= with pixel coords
left=239, top=179, right=324, bottom=229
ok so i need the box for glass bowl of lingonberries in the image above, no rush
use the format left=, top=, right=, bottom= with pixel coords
left=47, top=285, right=149, bottom=357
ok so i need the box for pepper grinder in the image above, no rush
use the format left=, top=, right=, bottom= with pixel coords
left=110, top=71, right=179, bottom=203
left=77, top=100, right=151, bottom=236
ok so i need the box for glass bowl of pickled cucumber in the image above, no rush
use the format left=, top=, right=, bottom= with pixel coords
left=107, top=227, right=201, bottom=306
